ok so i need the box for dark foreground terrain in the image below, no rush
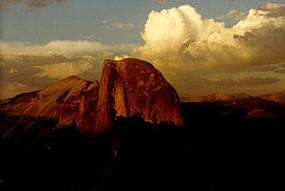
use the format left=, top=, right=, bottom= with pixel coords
left=0, top=101, right=284, bottom=191
left=0, top=59, right=284, bottom=190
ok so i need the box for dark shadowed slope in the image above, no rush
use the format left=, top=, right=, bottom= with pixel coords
left=182, top=94, right=285, bottom=120
left=0, top=59, right=284, bottom=191
left=181, top=93, right=251, bottom=102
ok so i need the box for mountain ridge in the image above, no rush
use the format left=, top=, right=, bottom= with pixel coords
left=182, top=91, right=285, bottom=103
left=260, top=90, right=285, bottom=103
left=0, top=58, right=184, bottom=139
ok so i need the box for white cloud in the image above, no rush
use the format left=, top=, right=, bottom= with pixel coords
left=135, top=3, right=285, bottom=95
left=138, top=3, right=285, bottom=72
left=138, top=5, right=239, bottom=71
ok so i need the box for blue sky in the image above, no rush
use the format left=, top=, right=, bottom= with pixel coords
left=1, top=0, right=284, bottom=44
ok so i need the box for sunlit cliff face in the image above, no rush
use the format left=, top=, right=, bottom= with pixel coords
left=1, top=2, right=285, bottom=99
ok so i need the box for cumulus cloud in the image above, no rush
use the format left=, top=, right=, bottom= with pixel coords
left=138, top=3, right=285, bottom=72
left=138, top=5, right=237, bottom=71
left=0, top=0, right=66, bottom=10
left=136, top=3, right=285, bottom=95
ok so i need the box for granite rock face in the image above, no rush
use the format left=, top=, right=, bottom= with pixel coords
left=88, top=58, right=184, bottom=134
left=0, top=76, right=96, bottom=139
left=0, top=58, right=184, bottom=139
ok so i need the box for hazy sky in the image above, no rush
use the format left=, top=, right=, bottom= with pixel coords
left=1, top=0, right=285, bottom=98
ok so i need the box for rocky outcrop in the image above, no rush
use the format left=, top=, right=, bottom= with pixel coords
left=0, top=76, right=97, bottom=139
left=0, top=75, right=95, bottom=125
left=0, top=58, right=184, bottom=139
left=76, top=81, right=99, bottom=132
left=93, top=58, right=183, bottom=134
left=76, top=58, right=184, bottom=135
